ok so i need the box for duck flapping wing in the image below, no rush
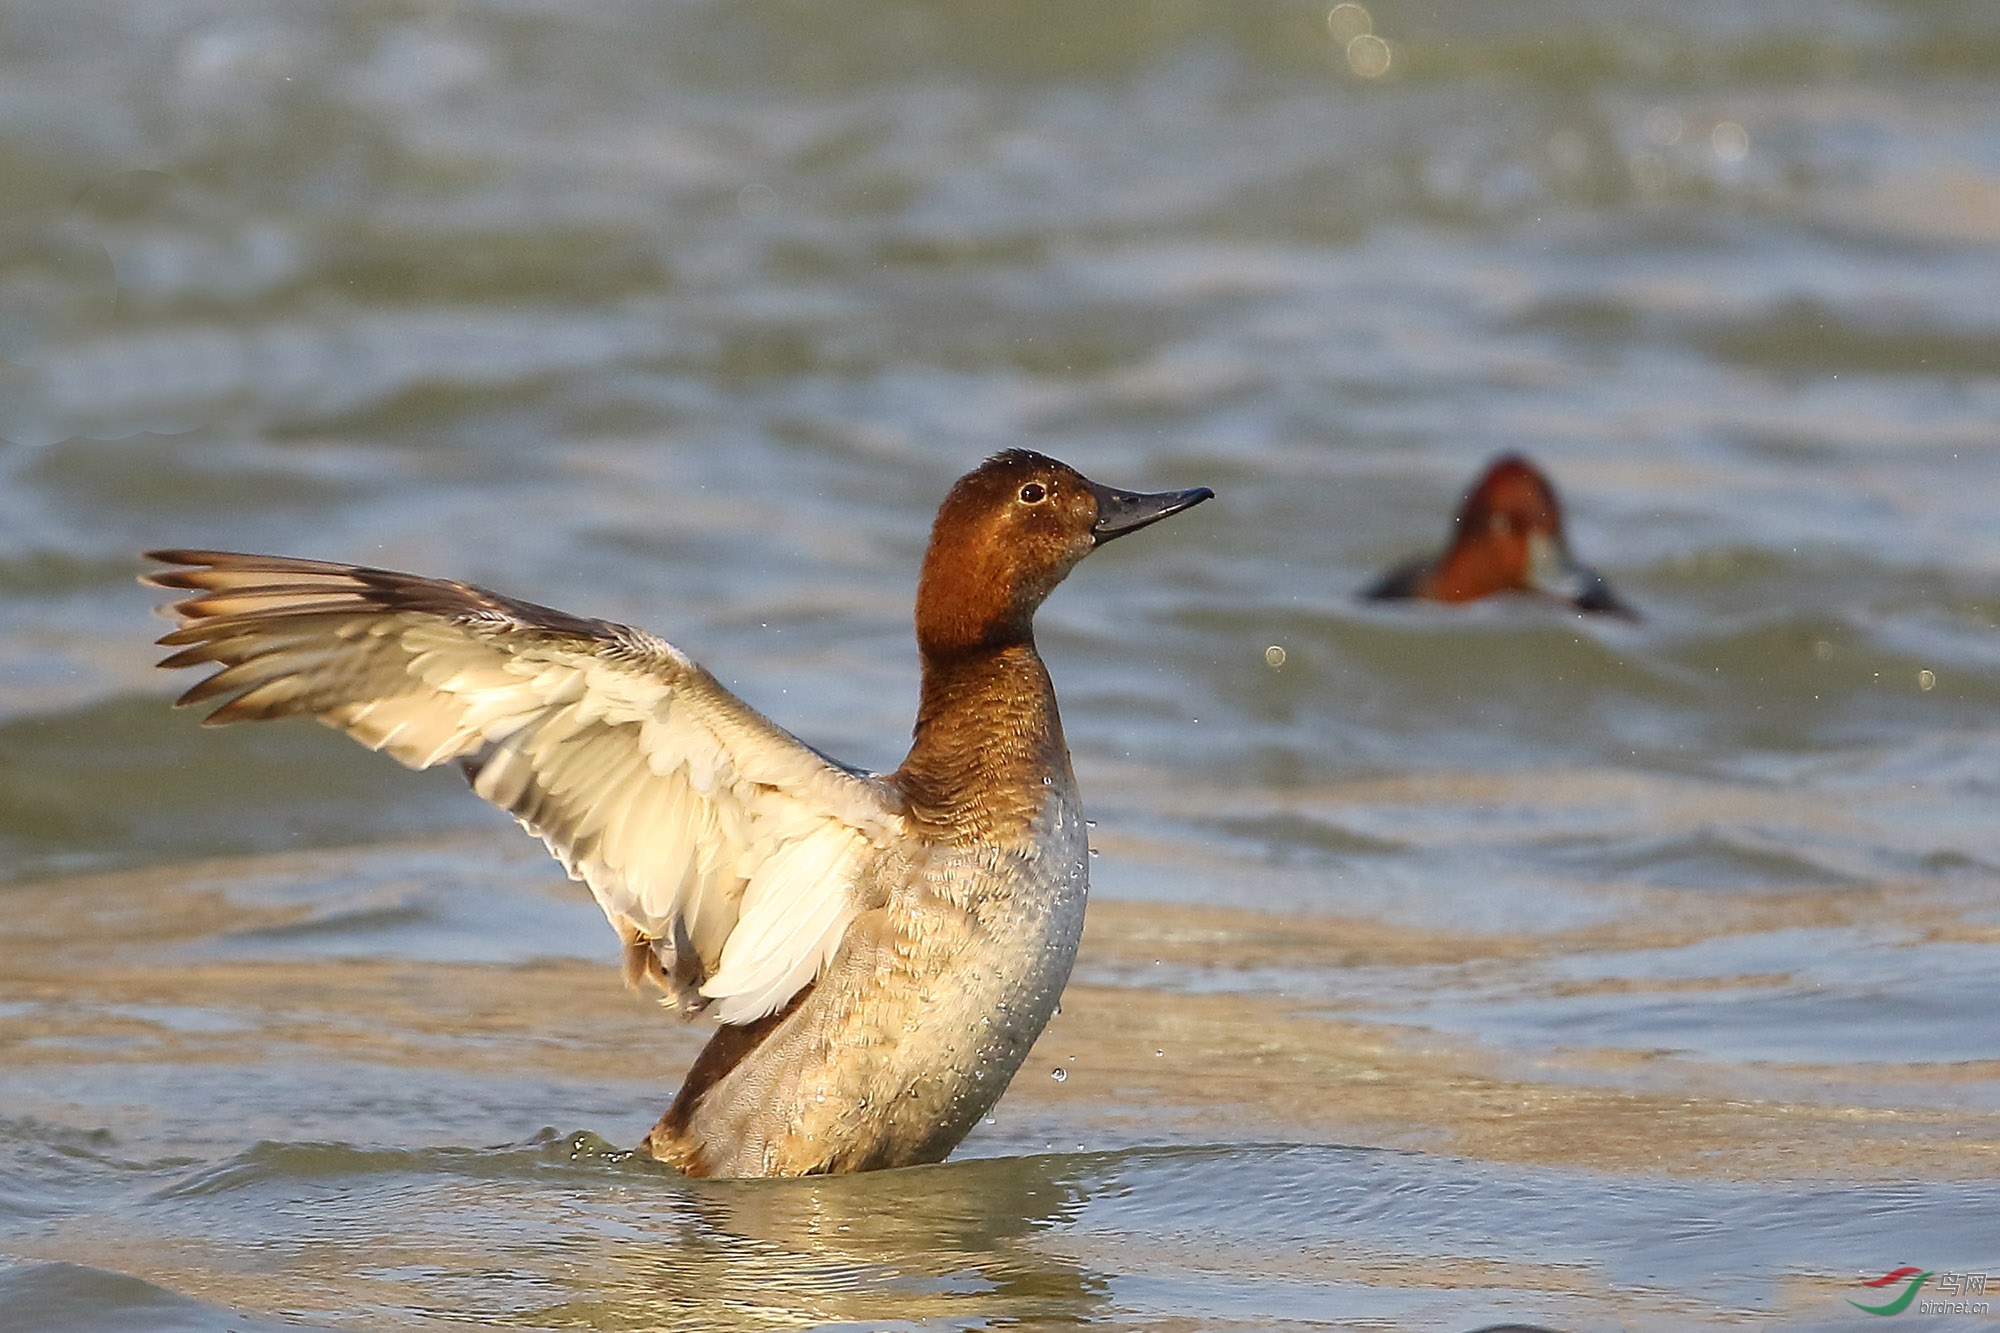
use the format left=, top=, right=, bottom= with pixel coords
left=142, top=550, right=904, bottom=1025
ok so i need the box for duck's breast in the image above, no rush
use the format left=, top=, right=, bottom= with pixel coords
left=669, top=785, right=1091, bottom=1176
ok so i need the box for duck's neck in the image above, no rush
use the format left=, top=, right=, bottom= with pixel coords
left=895, top=640, right=1072, bottom=843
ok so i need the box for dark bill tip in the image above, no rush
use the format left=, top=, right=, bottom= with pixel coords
left=1089, top=482, right=1214, bottom=544
left=1571, top=567, right=1641, bottom=620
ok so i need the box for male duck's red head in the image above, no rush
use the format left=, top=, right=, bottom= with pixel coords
left=1364, top=454, right=1635, bottom=617
left=915, top=449, right=1213, bottom=658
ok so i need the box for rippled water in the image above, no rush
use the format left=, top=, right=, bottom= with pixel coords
left=5, top=1, right=2000, bottom=1329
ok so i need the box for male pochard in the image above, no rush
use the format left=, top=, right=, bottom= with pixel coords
left=1363, top=454, right=1635, bottom=617
left=144, top=450, right=1211, bottom=1178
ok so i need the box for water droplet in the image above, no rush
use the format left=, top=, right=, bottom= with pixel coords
left=1054, top=1003, right=1062, bottom=1016
left=1345, top=33, right=1391, bottom=79
left=1919, top=669, right=1936, bottom=691
left=1085, top=819, right=1097, bottom=828
left=983, top=1115, right=997, bottom=1125
left=1711, top=120, right=1749, bottom=163
left=1264, top=645, right=1287, bottom=667
left=1155, top=1049, right=1165, bottom=1058
left=1050, top=1067, right=1067, bottom=1082
left=1325, top=2, right=1370, bottom=41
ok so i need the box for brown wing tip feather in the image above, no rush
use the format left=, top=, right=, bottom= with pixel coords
left=141, top=549, right=385, bottom=724
left=140, top=549, right=368, bottom=590
left=139, top=548, right=641, bottom=743
left=144, top=548, right=625, bottom=644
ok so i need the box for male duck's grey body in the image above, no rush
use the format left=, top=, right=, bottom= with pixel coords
left=144, top=450, right=1210, bottom=1178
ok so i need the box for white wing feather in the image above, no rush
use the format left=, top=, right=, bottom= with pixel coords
left=145, top=550, right=904, bottom=1024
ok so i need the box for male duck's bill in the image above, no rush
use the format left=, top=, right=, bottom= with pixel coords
left=143, top=449, right=1212, bottom=1178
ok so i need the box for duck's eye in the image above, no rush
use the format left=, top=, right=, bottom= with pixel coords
left=1018, top=482, right=1047, bottom=504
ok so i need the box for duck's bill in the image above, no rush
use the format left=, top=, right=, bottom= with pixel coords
left=1569, top=567, right=1640, bottom=619
left=1089, top=482, right=1214, bottom=544
left=1527, top=534, right=1638, bottom=619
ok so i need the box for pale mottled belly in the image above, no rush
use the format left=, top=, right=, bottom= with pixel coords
left=665, top=792, right=1090, bottom=1177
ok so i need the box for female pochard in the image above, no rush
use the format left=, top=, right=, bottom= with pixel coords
left=144, top=450, right=1211, bottom=1178
left=1364, top=454, right=1635, bottom=617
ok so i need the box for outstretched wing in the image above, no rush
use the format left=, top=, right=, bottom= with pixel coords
left=142, top=550, right=905, bottom=1025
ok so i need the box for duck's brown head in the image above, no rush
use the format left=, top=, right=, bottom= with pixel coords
left=914, top=449, right=1212, bottom=658
left=1428, top=454, right=1567, bottom=600
left=1423, top=453, right=1635, bottom=616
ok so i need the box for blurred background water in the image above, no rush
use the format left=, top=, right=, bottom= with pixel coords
left=4, top=1, right=2000, bottom=1329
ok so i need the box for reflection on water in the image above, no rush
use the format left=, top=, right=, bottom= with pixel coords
left=603, top=1152, right=1104, bottom=1330
left=4, top=0, right=2000, bottom=1327
left=127, top=1133, right=1109, bottom=1329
